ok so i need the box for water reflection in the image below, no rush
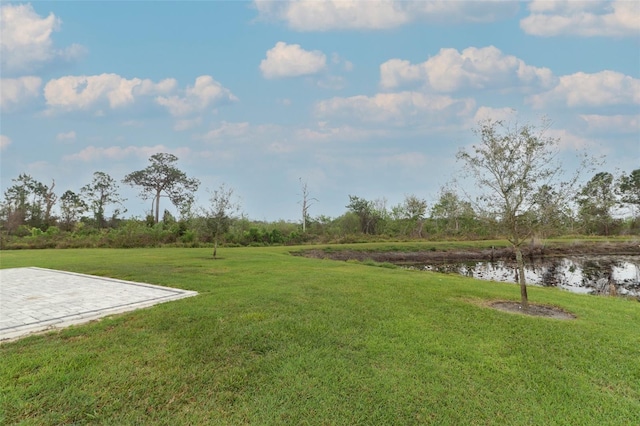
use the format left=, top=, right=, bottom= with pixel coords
left=419, top=256, right=640, bottom=297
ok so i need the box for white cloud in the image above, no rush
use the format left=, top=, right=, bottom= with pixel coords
left=315, top=91, right=475, bottom=126
left=64, top=145, right=192, bottom=162
left=0, top=76, right=42, bottom=111
left=44, top=74, right=177, bottom=112
left=0, top=3, right=86, bottom=74
left=56, top=130, right=76, bottom=142
left=521, top=0, right=640, bottom=37
left=380, top=46, right=556, bottom=92
left=138, top=78, right=177, bottom=95
left=528, top=71, right=640, bottom=109
left=260, top=42, right=326, bottom=79
left=156, top=75, right=237, bottom=117
left=0, top=135, right=11, bottom=151
left=579, top=114, right=640, bottom=134
left=254, top=0, right=517, bottom=31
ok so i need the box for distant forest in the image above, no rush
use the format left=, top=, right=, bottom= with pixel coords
left=1, top=154, right=638, bottom=249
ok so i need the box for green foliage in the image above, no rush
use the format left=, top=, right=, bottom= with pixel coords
left=456, top=117, right=586, bottom=307
left=576, top=172, right=617, bottom=235
left=14, top=225, right=32, bottom=238
left=59, top=190, right=87, bottom=231
left=346, top=195, right=384, bottom=234
left=0, top=174, right=57, bottom=233
left=81, top=172, right=126, bottom=229
left=430, top=187, right=476, bottom=236
left=618, top=169, right=640, bottom=217
left=1, top=161, right=638, bottom=248
left=45, top=226, right=60, bottom=236
left=123, top=153, right=200, bottom=224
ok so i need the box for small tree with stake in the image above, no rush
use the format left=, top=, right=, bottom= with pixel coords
left=202, top=184, right=240, bottom=259
left=457, top=117, right=587, bottom=310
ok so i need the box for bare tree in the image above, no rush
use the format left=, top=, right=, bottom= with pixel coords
left=202, top=184, right=241, bottom=259
left=457, top=117, right=586, bottom=309
left=42, top=180, right=57, bottom=228
left=298, top=178, right=318, bottom=233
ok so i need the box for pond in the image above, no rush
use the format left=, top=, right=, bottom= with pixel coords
left=414, top=256, right=640, bottom=298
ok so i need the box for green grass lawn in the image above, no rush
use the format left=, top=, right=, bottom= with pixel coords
left=1, top=246, right=639, bottom=425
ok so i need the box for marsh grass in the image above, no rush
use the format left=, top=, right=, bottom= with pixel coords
left=1, top=246, right=639, bottom=424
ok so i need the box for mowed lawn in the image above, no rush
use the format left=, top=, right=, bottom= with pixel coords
left=1, top=246, right=638, bottom=425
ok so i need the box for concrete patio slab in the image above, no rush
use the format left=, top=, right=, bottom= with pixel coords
left=0, top=267, right=197, bottom=342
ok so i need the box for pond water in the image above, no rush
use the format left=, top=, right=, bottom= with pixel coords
left=414, top=256, right=640, bottom=297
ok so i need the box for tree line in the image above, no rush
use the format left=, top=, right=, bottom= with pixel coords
left=1, top=125, right=639, bottom=253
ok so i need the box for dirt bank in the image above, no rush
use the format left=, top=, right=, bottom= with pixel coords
left=298, top=241, right=640, bottom=264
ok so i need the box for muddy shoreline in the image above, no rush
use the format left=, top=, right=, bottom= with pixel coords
left=299, top=241, right=640, bottom=264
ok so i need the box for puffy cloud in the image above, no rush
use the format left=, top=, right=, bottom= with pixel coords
left=156, top=75, right=237, bottom=117
left=0, top=135, right=11, bottom=151
left=0, top=76, right=42, bottom=111
left=44, top=74, right=177, bottom=112
left=138, top=78, right=177, bottom=95
left=315, top=91, right=475, bottom=126
left=0, top=3, right=85, bottom=74
left=260, top=42, right=326, bottom=79
left=64, top=145, right=191, bottom=162
left=254, top=0, right=517, bottom=31
left=380, top=46, right=555, bottom=92
left=56, top=131, right=76, bottom=142
left=528, top=71, right=640, bottom=109
left=521, top=0, right=640, bottom=37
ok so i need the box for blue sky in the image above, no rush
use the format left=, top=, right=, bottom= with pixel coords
left=1, top=1, right=639, bottom=222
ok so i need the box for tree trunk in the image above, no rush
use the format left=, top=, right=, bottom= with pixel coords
left=155, top=191, right=161, bottom=223
left=515, top=246, right=529, bottom=310
left=608, top=276, right=617, bottom=296
left=213, top=238, right=218, bottom=259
